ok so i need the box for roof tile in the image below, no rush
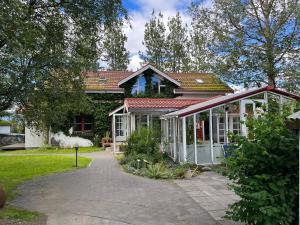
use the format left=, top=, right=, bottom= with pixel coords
left=84, top=70, right=233, bottom=93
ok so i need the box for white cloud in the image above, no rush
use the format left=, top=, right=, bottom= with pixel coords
left=124, top=0, right=194, bottom=70
left=128, top=53, right=144, bottom=71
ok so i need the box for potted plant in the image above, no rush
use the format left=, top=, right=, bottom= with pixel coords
left=101, top=131, right=112, bottom=147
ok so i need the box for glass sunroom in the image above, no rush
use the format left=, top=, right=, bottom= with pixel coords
left=160, top=86, right=299, bottom=165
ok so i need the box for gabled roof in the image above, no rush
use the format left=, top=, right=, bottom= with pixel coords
left=169, top=72, right=233, bottom=93
left=162, top=86, right=300, bottom=118
left=85, top=71, right=131, bottom=93
left=124, top=98, right=212, bottom=111
left=118, top=64, right=181, bottom=87
left=84, top=65, right=233, bottom=94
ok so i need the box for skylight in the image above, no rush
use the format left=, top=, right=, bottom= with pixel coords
left=196, top=79, right=204, bottom=84
left=99, top=77, right=107, bottom=84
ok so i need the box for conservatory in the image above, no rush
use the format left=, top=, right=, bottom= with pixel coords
left=160, top=86, right=299, bottom=165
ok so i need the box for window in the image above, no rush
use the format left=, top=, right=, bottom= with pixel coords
left=158, top=84, right=166, bottom=94
left=152, top=76, right=160, bottom=93
left=196, top=79, right=204, bottom=84
left=131, top=74, right=164, bottom=95
left=72, top=115, right=93, bottom=132
left=135, top=114, right=148, bottom=130
left=131, top=75, right=146, bottom=95
left=218, top=116, right=226, bottom=143
left=232, top=116, right=240, bottom=135
left=116, top=116, right=124, bottom=137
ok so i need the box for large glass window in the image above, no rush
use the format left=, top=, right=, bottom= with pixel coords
left=151, top=76, right=160, bottom=93
left=131, top=74, right=164, bottom=95
left=131, top=75, right=146, bottom=95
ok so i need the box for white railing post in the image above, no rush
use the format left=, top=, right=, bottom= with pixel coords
left=193, top=114, right=197, bottom=164
left=112, top=114, right=116, bottom=153
left=209, top=109, right=214, bottom=164
left=182, top=117, right=187, bottom=163
left=173, top=118, right=177, bottom=161
left=264, top=92, right=268, bottom=112
left=225, top=110, right=229, bottom=144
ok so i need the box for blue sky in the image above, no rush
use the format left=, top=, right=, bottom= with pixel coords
left=121, top=0, right=201, bottom=70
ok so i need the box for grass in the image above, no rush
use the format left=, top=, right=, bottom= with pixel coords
left=0, top=146, right=102, bottom=154
left=0, top=155, right=91, bottom=220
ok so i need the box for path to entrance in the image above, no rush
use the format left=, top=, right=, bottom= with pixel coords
left=12, top=152, right=238, bottom=225
left=175, top=172, right=242, bottom=225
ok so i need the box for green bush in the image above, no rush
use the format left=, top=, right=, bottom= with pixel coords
left=225, top=106, right=299, bottom=225
left=145, top=162, right=171, bottom=179
left=124, top=128, right=162, bottom=163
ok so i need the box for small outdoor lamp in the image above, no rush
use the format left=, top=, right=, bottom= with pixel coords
left=75, top=143, right=79, bottom=168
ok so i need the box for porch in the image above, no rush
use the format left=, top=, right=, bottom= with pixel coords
left=161, top=87, right=299, bottom=165
left=109, top=98, right=211, bottom=152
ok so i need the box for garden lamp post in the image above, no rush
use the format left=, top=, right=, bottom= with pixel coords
left=75, top=143, right=79, bottom=168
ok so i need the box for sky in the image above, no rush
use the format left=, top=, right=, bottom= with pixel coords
left=122, top=0, right=211, bottom=71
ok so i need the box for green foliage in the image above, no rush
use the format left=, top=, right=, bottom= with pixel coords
left=0, top=0, right=126, bottom=111
left=225, top=105, right=299, bottom=225
left=141, top=11, right=191, bottom=72
left=0, top=147, right=102, bottom=154
left=166, top=12, right=190, bottom=72
left=144, top=162, right=171, bottom=179
left=189, top=1, right=299, bottom=89
left=24, top=88, right=91, bottom=134
left=0, top=120, right=11, bottom=126
left=102, top=20, right=129, bottom=70
left=141, top=11, right=167, bottom=70
left=124, top=128, right=162, bottom=162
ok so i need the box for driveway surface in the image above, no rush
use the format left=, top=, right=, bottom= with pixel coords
left=11, top=152, right=237, bottom=225
left=175, top=173, right=242, bottom=225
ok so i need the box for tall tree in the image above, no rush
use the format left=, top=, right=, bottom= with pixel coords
left=166, top=12, right=190, bottom=72
left=190, top=0, right=300, bottom=89
left=102, top=20, right=129, bottom=71
left=189, top=6, right=213, bottom=72
left=0, top=0, right=126, bottom=129
left=141, top=11, right=167, bottom=70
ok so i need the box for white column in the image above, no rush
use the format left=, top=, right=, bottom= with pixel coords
left=279, top=95, right=283, bottom=114
left=112, top=114, right=116, bottom=153
left=209, top=109, right=214, bottom=164
left=173, top=118, right=177, bottom=161
left=193, top=114, right=198, bottom=164
left=225, top=110, right=229, bottom=144
left=264, top=92, right=268, bottom=112
left=182, top=117, right=187, bottom=163
left=240, top=100, right=247, bottom=137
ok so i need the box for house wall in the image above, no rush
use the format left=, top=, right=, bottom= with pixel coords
left=25, top=127, right=47, bottom=148
left=0, top=126, right=11, bottom=134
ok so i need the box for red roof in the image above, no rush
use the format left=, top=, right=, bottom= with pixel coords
left=124, top=98, right=213, bottom=110
left=84, top=65, right=233, bottom=93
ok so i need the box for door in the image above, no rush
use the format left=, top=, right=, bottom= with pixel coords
left=115, top=114, right=127, bottom=142
left=240, top=99, right=266, bottom=136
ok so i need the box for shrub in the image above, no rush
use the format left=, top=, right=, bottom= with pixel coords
left=225, top=106, right=299, bottom=225
left=125, top=128, right=162, bottom=163
left=145, top=162, right=171, bottom=179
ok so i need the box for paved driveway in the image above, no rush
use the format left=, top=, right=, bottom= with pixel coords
left=12, top=152, right=219, bottom=225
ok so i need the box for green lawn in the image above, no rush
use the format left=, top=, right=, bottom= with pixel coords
left=0, top=146, right=102, bottom=154
left=0, top=155, right=91, bottom=220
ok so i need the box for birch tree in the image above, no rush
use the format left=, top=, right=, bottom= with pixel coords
left=191, top=0, right=300, bottom=90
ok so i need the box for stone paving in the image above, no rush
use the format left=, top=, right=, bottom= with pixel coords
left=175, top=172, right=242, bottom=225
left=12, top=152, right=221, bottom=225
